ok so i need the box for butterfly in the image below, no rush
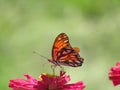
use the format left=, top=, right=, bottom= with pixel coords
left=48, top=33, right=84, bottom=67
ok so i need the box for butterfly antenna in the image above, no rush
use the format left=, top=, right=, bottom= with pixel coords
left=33, top=51, right=49, bottom=60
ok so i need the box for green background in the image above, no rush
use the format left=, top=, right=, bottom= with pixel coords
left=0, top=0, right=120, bottom=90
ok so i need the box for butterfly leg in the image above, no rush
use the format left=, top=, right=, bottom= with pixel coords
left=59, top=65, right=65, bottom=72
left=51, top=65, right=57, bottom=75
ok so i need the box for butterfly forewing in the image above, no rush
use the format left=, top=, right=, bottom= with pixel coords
left=52, top=33, right=71, bottom=60
left=52, top=33, right=84, bottom=67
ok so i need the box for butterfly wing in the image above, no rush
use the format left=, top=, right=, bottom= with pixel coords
left=52, top=33, right=70, bottom=60
left=52, top=33, right=84, bottom=67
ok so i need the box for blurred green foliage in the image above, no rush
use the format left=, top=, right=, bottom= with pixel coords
left=0, top=0, right=120, bottom=90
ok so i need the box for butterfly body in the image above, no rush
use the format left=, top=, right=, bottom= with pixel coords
left=48, top=33, right=84, bottom=67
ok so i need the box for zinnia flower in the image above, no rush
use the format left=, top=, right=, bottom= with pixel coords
left=9, top=74, right=38, bottom=90
left=9, top=71, right=86, bottom=90
left=109, top=62, right=120, bottom=86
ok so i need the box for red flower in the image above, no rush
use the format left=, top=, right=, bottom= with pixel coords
left=9, top=71, right=86, bottom=90
left=35, top=71, right=86, bottom=90
left=109, top=62, right=120, bottom=86
left=9, top=74, right=38, bottom=90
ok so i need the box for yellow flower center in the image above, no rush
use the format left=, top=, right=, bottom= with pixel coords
left=39, top=73, right=57, bottom=80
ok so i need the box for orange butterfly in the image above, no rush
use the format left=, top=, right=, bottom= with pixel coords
left=48, top=33, right=84, bottom=67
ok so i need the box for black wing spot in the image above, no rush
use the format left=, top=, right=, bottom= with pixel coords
left=56, top=47, right=73, bottom=60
